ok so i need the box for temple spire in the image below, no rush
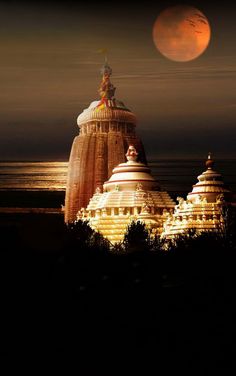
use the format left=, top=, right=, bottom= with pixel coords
left=97, top=48, right=108, bottom=64
left=98, top=61, right=116, bottom=106
left=104, top=53, right=108, bottom=65
left=206, top=151, right=214, bottom=169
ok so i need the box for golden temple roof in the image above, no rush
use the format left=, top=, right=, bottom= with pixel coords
left=162, top=198, right=225, bottom=238
left=103, top=146, right=158, bottom=192
left=187, top=153, right=231, bottom=203
left=87, top=190, right=174, bottom=212
left=162, top=154, right=232, bottom=238
left=79, top=145, right=175, bottom=243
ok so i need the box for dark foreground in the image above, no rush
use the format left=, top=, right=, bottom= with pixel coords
left=0, top=212, right=236, bottom=372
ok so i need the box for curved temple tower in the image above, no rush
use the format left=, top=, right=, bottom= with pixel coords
left=65, top=63, right=146, bottom=223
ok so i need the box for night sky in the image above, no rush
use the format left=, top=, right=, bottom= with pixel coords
left=1, top=0, right=236, bottom=160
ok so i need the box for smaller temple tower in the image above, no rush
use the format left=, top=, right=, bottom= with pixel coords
left=78, top=145, right=175, bottom=244
left=187, top=152, right=231, bottom=204
left=163, top=154, right=232, bottom=238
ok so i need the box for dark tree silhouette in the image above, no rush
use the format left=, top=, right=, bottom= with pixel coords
left=66, top=220, right=96, bottom=248
left=123, top=220, right=151, bottom=253
left=149, top=233, right=165, bottom=253
left=65, top=219, right=110, bottom=252
left=220, top=204, right=236, bottom=250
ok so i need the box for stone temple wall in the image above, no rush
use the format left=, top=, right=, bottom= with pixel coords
left=64, top=122, right=146, bottom=223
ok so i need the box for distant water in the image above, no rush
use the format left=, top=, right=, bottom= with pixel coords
left=0, top=162, right=68, bottom=191
left=0, top=160, right=235, bottom=194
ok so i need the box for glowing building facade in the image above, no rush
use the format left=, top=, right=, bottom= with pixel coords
left=163, top=154, right=232, bottom=238
left=65, top=63, right=232, bottom=244
left=78, top=146, right=175, bottom=243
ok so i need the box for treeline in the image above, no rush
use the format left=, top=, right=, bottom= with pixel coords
left=0, top=210, right=236, bottom=366
left=60, top=206, right=236, bottom=294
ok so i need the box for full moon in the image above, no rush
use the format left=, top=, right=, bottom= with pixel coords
left=153, top=5, right=211, bottom=62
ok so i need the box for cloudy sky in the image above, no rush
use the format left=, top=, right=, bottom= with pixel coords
left=0, top=0, right=236, bottom=160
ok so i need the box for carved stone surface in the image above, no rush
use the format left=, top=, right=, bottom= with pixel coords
left=65, top=123, right=146, bottom=223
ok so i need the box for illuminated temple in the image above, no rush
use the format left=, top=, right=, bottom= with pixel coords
left=77, top=145, right=175, bottom=243
left=65, top=63, right=232, bottom=244
left=163, top=154, right=232, bottom=238
left=65, top=63, right=146, bottom=223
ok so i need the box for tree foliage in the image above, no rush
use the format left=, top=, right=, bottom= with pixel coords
left=64, top=208, right=236, bottom=258
left=123, top=220, right=151, bottom=253
left=65, top=219, right=110, bottom=255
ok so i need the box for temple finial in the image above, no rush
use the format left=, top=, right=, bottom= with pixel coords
left=126, top=145, right=138, bottom=162
left=206, top=152, right=214, bottom=169
left=104, top=52, right=108, bottom=65
left=97, top=48, right=108, bottom=64
left=97, top=59, right=116, bottom=106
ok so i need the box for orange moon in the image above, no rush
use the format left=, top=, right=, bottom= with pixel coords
left=153, top=5, right=211, bottom=62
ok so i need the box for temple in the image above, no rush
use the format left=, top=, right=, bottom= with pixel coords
left=163, top=154, right=232, bottom=238
left=65, top=63, right=146, bottom=223
left=65, top=63, right=233, bottom=245
left=78, top=145, right=175, bottom=243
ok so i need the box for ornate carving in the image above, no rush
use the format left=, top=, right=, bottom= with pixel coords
left=136, top=183, right=143, bottom=191
left=141, top=202, right=151, bottom=214
left=195, top=194, right=203, bottom=203
left=119, top=207, right=125, bottom=215
left=176, top=196, right=185, bottom=209
left=97, top=63, right=116, bottom=108
left=216, top=194, right=225, bottom=204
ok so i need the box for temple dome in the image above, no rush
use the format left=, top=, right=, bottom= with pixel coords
left=77, top=62, right=137, bottom=127
left=162, top=154, right=232, bottom=239
left=103, top=145, right=158, bottom=192
left=78, top=145, right=175, bottom=244
left=77, top=99, right=136, bottom=127
left=187, top=153, right=231, bottom=203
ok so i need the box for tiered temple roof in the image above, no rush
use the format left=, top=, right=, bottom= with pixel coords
left=187, top=153, right=231, bottom=203
left=163, top=154, right=232, bottom=238
left=78, top=145, right=175, bottom=243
